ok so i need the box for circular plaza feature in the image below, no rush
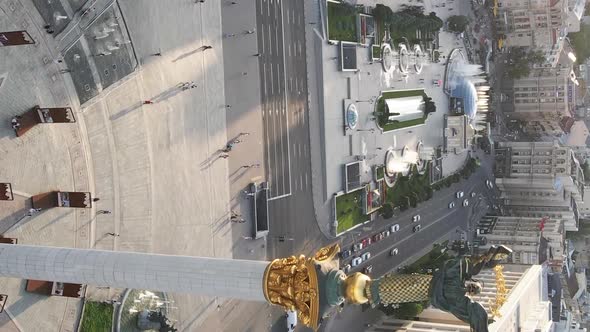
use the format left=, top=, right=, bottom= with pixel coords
left=381, top=44, right=395, bottom=73
left=413, top=45, right=424, bottom=74
left=398, top=44, right=409, bottom=74
left=346, top=104, right=359, bottom=130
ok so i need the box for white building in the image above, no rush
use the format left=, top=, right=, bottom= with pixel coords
left=366, top=265, right=553, bottom=332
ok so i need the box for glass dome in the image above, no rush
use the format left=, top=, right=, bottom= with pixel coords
left=450, top=76, right=478, bottom=119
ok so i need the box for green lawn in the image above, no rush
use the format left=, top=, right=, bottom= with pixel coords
left=80, top=301, right=113, bottom=332
left=376, top=89, right=428, bottom=132
left=336, top=190, right=367, bottom=234
left=327, top=2, right=359, bottom=42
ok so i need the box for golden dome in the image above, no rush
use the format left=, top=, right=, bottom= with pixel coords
left=343, top=272, right=371, bottom=304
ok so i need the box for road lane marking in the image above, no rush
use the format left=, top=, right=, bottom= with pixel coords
left=280, top=0, right=292, bottom=197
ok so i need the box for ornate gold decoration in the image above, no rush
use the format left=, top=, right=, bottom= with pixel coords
left=263, top=244, right=341, bottom=330
left=313, top=243, right=340, bottom=262
left=343, top=272, right=371, bottom=304
left=488, top=265, right=507, bottom=318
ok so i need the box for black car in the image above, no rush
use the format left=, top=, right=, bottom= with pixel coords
left=413, top=225, right=421, bottom=232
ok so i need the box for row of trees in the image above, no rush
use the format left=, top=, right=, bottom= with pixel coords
left=372, top=4, right=444, bottom=36
left=506, top=48, right=545, bottom=79
left=569, top=23, right=590, bottom=63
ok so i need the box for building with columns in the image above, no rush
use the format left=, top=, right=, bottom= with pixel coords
left=494, top=141, right=584, bottom=231
left=365, top=265, right=553, bottom=332
left=476, top=215, right=565, bottom=267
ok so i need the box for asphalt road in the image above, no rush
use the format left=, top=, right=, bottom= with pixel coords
left=321, top=150, right=497, bottom=332
left=258, top=0, right=322, bottom=261
left=256, top=0, right=292, bottom=199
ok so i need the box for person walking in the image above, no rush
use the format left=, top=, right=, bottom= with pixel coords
left=253, top=53, right=261, bottom=57
left=218, top=153, right=229, bottom=159
left=143, top=100, right=154, bottom=104
left=92, top=198, right=100, bottom=202
left=201, top=45, right=213, bottom=50
left=189, top=82, right=197, bottom=89
left=97, top=210, right=112, bottom=214
left=106, top=232, right=120, bottom=237
left=225, top=104, right=232, bottom=108
left=151, top=52, right=162, bottom=56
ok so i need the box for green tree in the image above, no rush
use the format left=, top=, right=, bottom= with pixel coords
left=400, top=4, right=425, bottom=16
left=372, top=3, right=394, bottom=22
left=380, top=203, right=394, bottom=219
left=333, top=2, right=358, bottom=16
left=447, top=15, right=469, bottom=33
left=424, top=96, right=436, bottom=114
left=527, top=50, right=545, bottom=65
left=379, top=302, right=425, bottom=319
left=583, top=161, right=590, bottom=184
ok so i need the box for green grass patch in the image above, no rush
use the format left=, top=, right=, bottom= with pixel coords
left=327, top=2, right=359, bottom=42
left=403, top=241, right=451, bottom=274
left=376, top=89, right=428, bottom=132
left=372, top=45, right=381, bottom=59
left=336, top=190, right=367, bottom=233
left=80, top=301, right=113, bottom=332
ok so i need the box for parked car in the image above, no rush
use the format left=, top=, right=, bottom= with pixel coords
left=486, top=180, right=494, bottom=189
left=390, top=248, right=399, bottom=256
left=353, top=243, right=364, bottom=252
left=449, top=201, right=456, bottom=209
left=343, top=264, right=351, bottom=273
left=363, top=265, right=373, bottom=274
left=361, top=252, right=371, bottom=261
left=361, top=238, right=372, bottom=247
left=463, top=199, right=469, bottom=207
left=286, top=310, right=298, bottom=332
left=412, top=214, right=421, bottom=222
left=372, top=233, right=383, bottom=242
left=471, top=192, right=476, bottom=197
left=382, top=230, right=391, bottom=238
left=351, top=257, right=363, bottom=267
left=390, top=224, right=400, bottom=232
left=456, top=191, right=464, bottom=198
left=340, top=249, right=352, bottom=259
left=413, top=225, right=422, bottom=232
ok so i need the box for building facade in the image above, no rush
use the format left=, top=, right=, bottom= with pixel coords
left=494, top=141, right=584, bottom=231
left=497, top=0, right=568, bottom=67
left=366, top=265, right=553, bottom=332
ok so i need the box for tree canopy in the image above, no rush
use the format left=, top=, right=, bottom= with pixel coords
left=505, top=48, right=547, bottom=79
left=447, top=15, right=469, bottom=33
left=379, top=302, right=425, bottom=319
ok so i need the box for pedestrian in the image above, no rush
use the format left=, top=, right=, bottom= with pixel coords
left=222, top=143, right=233, bottom=152
left=152, top=52, right=162, bottom=56
left=43, top=24, right=51, bottom=29
left=59, top=69, right=72, bottom=73
left=239, top=132, right=250, bottom=136
left=253, top=53, right=261, bottom=57
left=106, top=232, right=120, bottom=237
left=231, top=210, right=241, bottom=217
left=97, top=210, right=112, bottom=214
left=143, top=100, right=154, bottom=104
left=245, top=29, right=255, bottom=34
left=230, top=1, right=237, bottom=4
left=92, top=198, right=100, bottom=202
left=46, top=29, right=54, bottom=34
left=241, top=72, right=247, bottom=76
left=225, top=104, right=232, bottom=108
left=219, top=153, right=229, bottom=159
left=232, top=139, right=242, bottom=144
left=202, top=45, right=212, bottom=50
left=189, top=83, right=197, bottom=89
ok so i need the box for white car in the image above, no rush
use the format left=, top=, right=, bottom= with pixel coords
left=390, top=224, right=400, bottom=233
left=463, top=199, right=469, bottom=207
left=456, top=191, right=464, bottom=198
left=361, top=252, right=371, bottom=261
left=382, top=230, right=391, bottom=238
left=343, top=264, right=351, bottom=273
left=286, top=310, right=297, bottom=332
left=471, top=192, right=476, bottom=197
left=353, top=242, right=364, bottom=252
left=412, top=215, right=421, bottom=222
left=390, top=248, right=399, bottom=256
left=449, top=201, right=456, bottom=209
left=351, top=257, right=363, bottom=267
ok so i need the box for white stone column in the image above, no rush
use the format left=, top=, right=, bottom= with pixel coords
left=0, top=244, right=268, bottom=301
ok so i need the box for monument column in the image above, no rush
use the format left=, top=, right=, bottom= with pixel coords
left=0, top=244, right=267, bottom=301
